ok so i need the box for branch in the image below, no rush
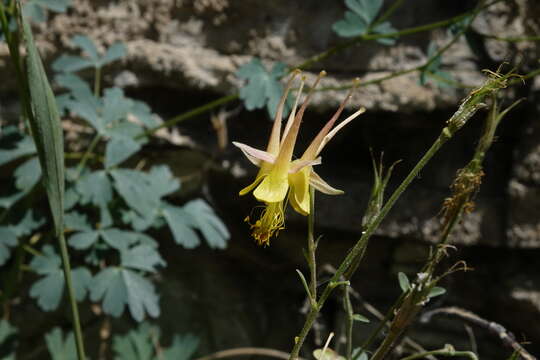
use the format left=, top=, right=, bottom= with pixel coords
left=420, top=307, right=537, bottom=360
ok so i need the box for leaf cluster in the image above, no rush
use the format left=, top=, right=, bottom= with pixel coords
left=332, top=0, right=397, bottom=45
left=0, top=33, right=230, bottom=323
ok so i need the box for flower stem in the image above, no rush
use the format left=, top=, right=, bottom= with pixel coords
left=307, top=186, right=317, bottom=301
left=57, top=232, right=86, bottom=360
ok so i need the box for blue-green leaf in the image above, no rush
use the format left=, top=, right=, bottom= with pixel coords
left=162, top=205, right=200, bottom=249
left=75, top=170, right=113, bottom=226
left=120, top=244, right=166, bottom=273
left=53, top=35, right=125, bottom=72
left=112, top=323, right=154, bottom=360
left=55, top=73, right=91, bottom=94
left=45, top=327, right=77, bottom=360
left=100, top=228, right=139, bottom=250
left=345, top=0, right=382, bottom=24
left=162, top=200, right=229, bottom=249
left=64, top=211, right=92, bottom=232
left=29, top=245, right=92, bottom=310
left=334, top=0, right=395, bottom=45
left=111, top=166, right=179, bottom=228
left=0, top=227, right=17, bottom=266
left=100, top=42, right=126, bottom=67
left=372, top=21, right=397, bottom=45
left=23, top=0, right=70, bottom=23
left=0, top=135, right=36, bottom=166
left=105, top=136, right=141, bottom=168
left=11, top=210, right=44, bottom=237
left=68, top=230, right=99, bottom=250
left=113, top=323, right=199, bottom=360
left=72, top=267, right=92, bottom=301
left=0, top=319, right=17, bottom=360
left=14, top=156, right=41, bottom=191
left=52, top=55, right=94, bottom=73
left=184, top=199, right=229, bottom=249
left=91, top=267, right=160, bottom=322
left=162, top=334, right=200, bottom=360
left=236, top=58, right=291, bottom=118
left=147, top=165, right=181, bottom=197
left=0, top=192, right=26, bottom=210
left=332, top=11, right=368, bottom=37
left=71, top=35, right=99, bottom=62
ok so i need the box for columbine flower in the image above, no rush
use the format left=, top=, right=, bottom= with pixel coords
left=233, top=70, right=365, bottom=245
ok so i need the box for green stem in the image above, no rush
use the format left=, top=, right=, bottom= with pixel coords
left=57, top=232, right=86, bottom=360
left=360, top=291, right=406, bottom=351
left=373, top=0, right=406, bottom=26
left=343, top=285, right=354, bottom=360
left=138, top=94, right=238, bottom=138
left=74, top=134, right=102, bottom=179
left=307, top=186, right=317, bottom=301
left=94, top=66, right=102, bottom=97
left=400, top=348, right=478, bottom=360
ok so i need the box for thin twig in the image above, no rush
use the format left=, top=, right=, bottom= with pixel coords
left=420, top=307, right=537, bottom=360
left=400, top=346, right=478, bottom=360
left=195, top=348, right=305, bottom=360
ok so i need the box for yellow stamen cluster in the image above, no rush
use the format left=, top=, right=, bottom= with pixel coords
left=244, top=201, right=285, bottom=246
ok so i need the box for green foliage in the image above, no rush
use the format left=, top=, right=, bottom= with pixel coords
left=333, top=0, right=396, bottom=45
left=113, top=323, right=199, bottom=360
left=23, top=0, right=71, bottom=23
left=163, top=200, right=230, bottom=249
left=53, top=34, right=126, bottom=72
left=29, top=245, right=92, bottom=311
left=45, top=327, right=77, bottom=360
left=236, top=58, right=291, bottom=118
left=352, top=314, right=370, bottom=323
left=0, top=320, right=17, bottom=360
left=427, top=286, right=446, bottom=299
left=398, top=272, right=410, bottom=292
left=419, top=42, right=453, bottom=88
left=0, top=211, right=44, bottom=266
left=0, top=127, right=36, bottom=166
left=20, top=10, right=65, bottom=235
left=352, top=349, right=368, bottom=360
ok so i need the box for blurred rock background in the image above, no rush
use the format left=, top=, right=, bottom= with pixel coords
left=1, top=0, right=539, bottom=358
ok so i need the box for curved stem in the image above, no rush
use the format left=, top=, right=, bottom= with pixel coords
left=195, top=348, right=304, bottom=360
left=400, top=348, right=478, bottom=360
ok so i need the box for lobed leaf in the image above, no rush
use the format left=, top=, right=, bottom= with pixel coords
left=0, top=227, right=17, bottom=266
left=236, top=58, right=291, bottom=118
left=90, top=267, right=160, bottom=322
left=45, top=327, right=77, bottom=360
left=29, top=245, right=92, bottom=310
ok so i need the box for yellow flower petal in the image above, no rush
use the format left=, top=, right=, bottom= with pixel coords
left=239, top=175, right=265, bottom=196
left=289, top=167, right=310, bottom=215
left=253, top=170, right=289, bottom=202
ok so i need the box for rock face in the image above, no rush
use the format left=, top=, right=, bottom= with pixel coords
left=2, top=0, right=540, bottom=358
